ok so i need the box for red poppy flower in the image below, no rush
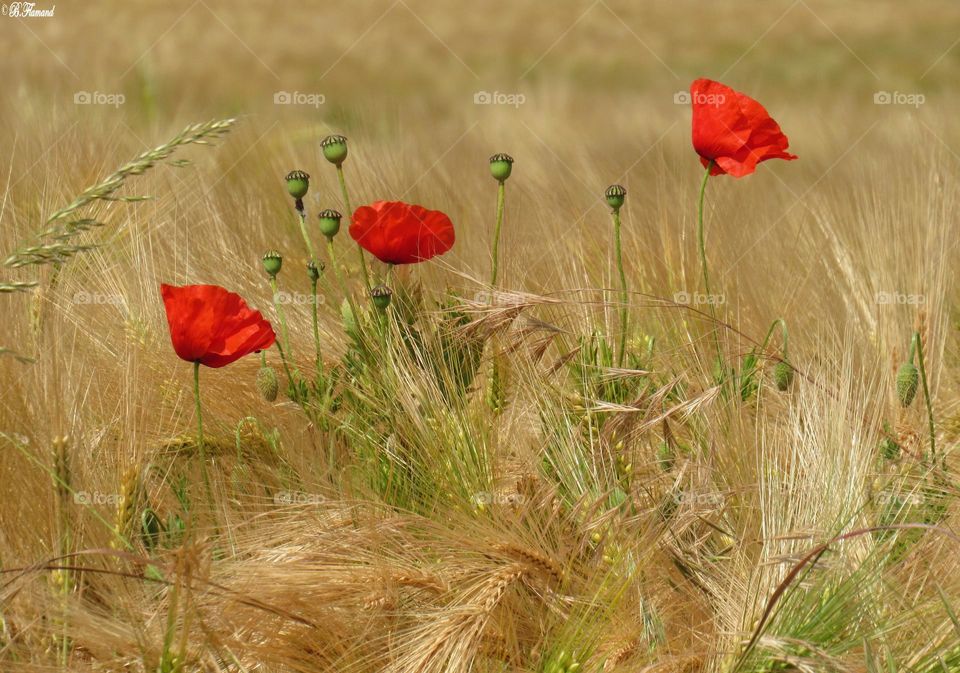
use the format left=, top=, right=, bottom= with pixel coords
left=161, top=284, right=275, bottom=368
left=690, top=78, right=797, bottom=178
left=350, top=200, right=455, bottom=265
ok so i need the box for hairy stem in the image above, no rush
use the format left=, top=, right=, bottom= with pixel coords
left=337, top=165, right=370, bottom=291
left=491, top=181, right=506, bottom=286
left=193, top=361, right=214, bottom=509
left=612, top=207, right=628, bottom=367
left=697, top=161, right=723, bottom=369
left=913, top=332, right=936, bottom=460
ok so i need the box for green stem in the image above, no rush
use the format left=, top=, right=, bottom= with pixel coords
left=913, top=332, right=936, bottom=460
left=269, top=276, right=292, bottom=355
left=491, top=181, right=505, bottom=286
left=274, top=340, right=295, bottom=391
left=759, top=318, right=788, bottom=359
left=696, top=161, right=723, bottom=368
left=311, top=276, right=322, bottom=376
left=192, top=361, right=213, bottom=508
left=298, top=211, right=316, bottom=262
left=612, top=207, right=628, bottom=367
left=337, top=165, right=371, bottom=291
left=327, top=237, right=350, bottom=299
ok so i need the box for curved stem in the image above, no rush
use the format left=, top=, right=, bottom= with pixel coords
left=337, top=165, right=371, bottom=292
left=612, top=207, right=628, bottom=367
left=491, top=181, right=505, bottom=286
left=913, top=331, right=936, bottom=460
left=760, top=318, right=788, bottom=359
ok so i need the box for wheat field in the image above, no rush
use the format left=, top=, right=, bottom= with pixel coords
left=3, top=1, right=960, bottom=671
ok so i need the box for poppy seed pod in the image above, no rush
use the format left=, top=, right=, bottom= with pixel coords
left=285, top=170, right=310, bottom=199
left=773, top=360, right=794, bottom=391
left=605, top=184, right=626, bottom=211
left=261, top=251, right=283, bottom=277
left=370, top=284, right=393, bottom=310
left=317, top=209, right=342, bottom=240
left=306, top=260, right=324, bottom=281
left=489, top=153, right=514, bottom=182
left=896, top=362, right=919, bottom=406
left=256, top=366, right=279, bottom=402
left=321, top=135, right=348, bottom=165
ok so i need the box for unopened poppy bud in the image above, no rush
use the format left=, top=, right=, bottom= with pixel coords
left=285, top=170, right=309, bottom=200
left=321, top=135, right=348, bottom=166
left=261, top=251, right=283, bottom=277
left=773, top=360, right=794, bottom=391
left=489, top=153, right=514, bottom=182
left=896, top=362, right=919, bottom=406
left=318, top=209, right=342, bottom=240
left=256, top=366, right=279, bottom=402
left=605, top=184, right=626, bottom=211
left=306, top=260, right=324, bottom=281
left=370, top=284, right=392, bottom=310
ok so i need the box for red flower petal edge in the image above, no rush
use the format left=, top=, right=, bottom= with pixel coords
left=690, top=78, right=797, bottom=178
left=161, top=284, right=275, bottom=368
left=350, top=200, right=455, bottom=265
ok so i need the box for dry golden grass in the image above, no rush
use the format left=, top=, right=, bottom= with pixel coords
left=3, top=1, right=960, bottom=671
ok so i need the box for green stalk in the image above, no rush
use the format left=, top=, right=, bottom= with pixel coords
left=696, top=161, right=723, bottom=370
left=337, top=165, right=371, bottom=291
left=612, top=206, right=628, bottom=367
left=491, top=180, right=506, bottom=286
left=269, top=276, right=292, bottom=355
left=310, top=275, right=323, bottom=376
left=192, top=361, right=214, bottom=509
left=326, top=237, right=350, bottom=300
left=759, top=318, right=788, bottom=358
left=912, top=332, right=936, bottom=460
left=297, top=210, right=316, bottom=262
